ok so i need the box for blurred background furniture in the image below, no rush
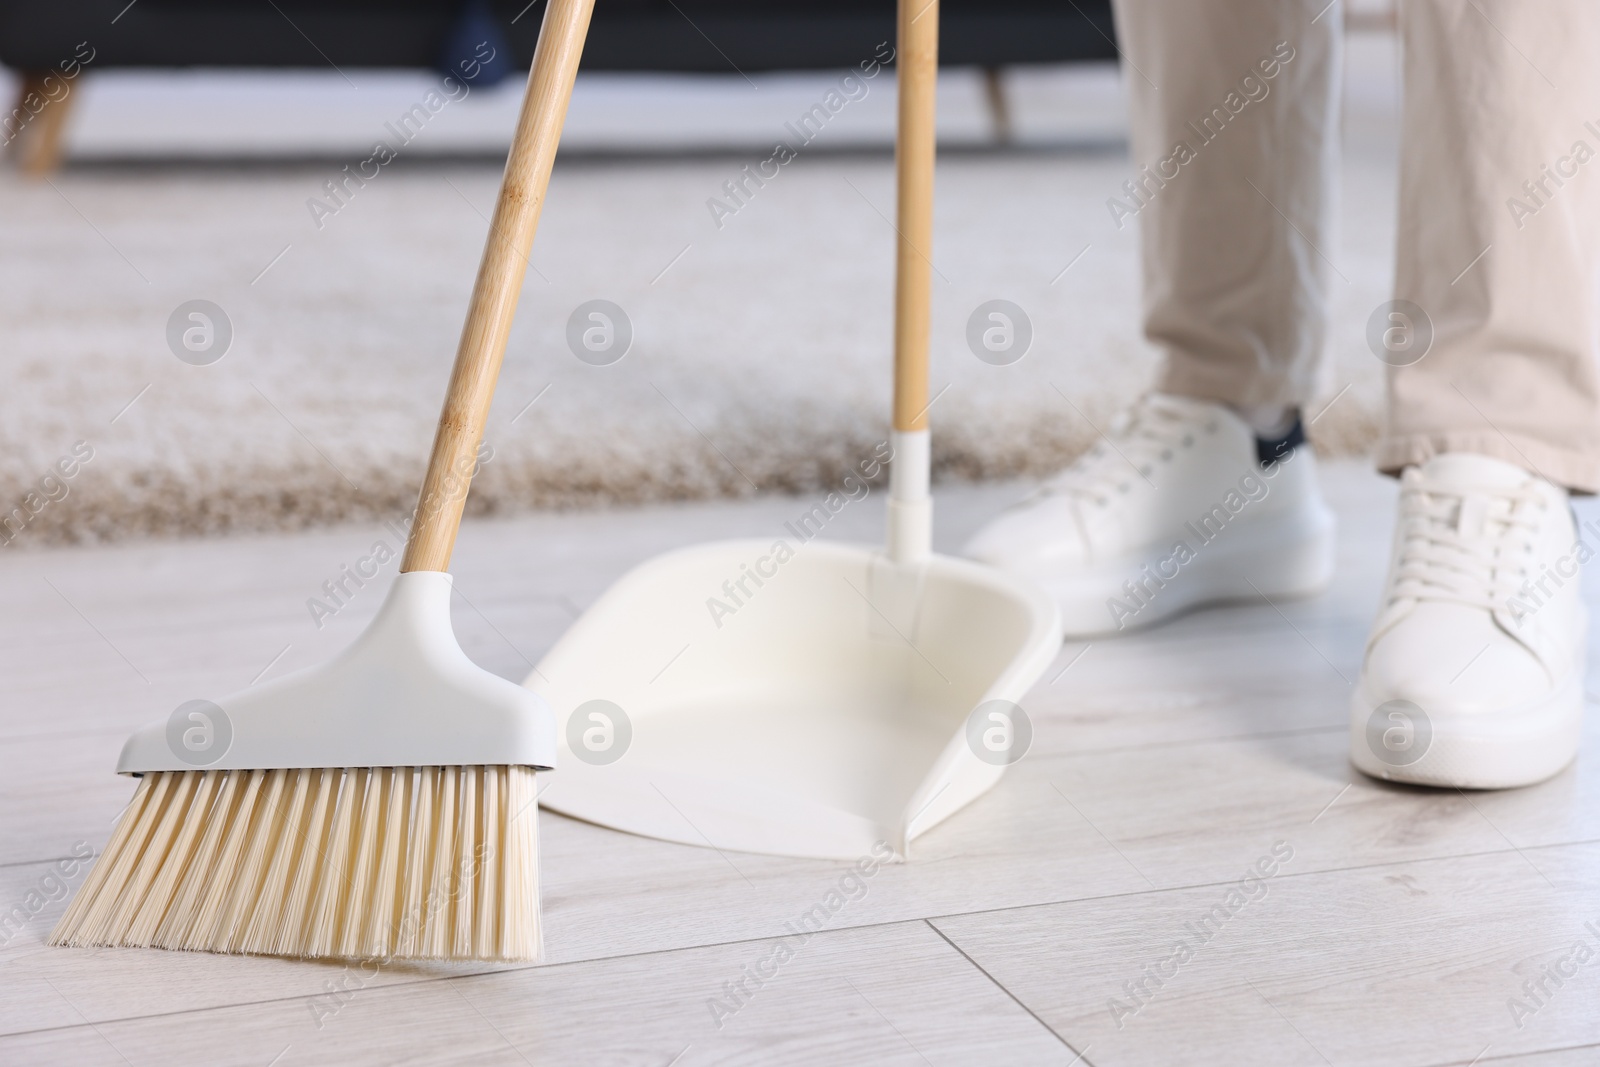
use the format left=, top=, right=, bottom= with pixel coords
left=1, top=0, right=1118, bottom=174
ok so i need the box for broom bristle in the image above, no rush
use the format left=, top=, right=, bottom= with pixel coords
left=50, top=765, right=541, bottom=962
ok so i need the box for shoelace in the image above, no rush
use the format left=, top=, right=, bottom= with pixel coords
left=1034, top=396, right=1209, bottom=507
left=1388, top=469, right=1544, bottom=613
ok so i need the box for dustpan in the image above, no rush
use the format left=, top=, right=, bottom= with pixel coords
left=522, top=0, right=1061, bottom=860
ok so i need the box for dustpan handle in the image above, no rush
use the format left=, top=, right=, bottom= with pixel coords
left=402, top=0, right=596, bottom=574
left=888, top=0, right=938, bottom=563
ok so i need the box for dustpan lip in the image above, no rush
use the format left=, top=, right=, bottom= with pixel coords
left=548, top=535, right=1058, bottom=624
left=528, top=536, right=1062, bottom=691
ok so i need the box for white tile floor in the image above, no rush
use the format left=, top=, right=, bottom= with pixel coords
left=3, top=459, right=1599, bottom=1066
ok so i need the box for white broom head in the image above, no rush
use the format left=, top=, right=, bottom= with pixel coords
left=50, top=572, right=556, bottom=961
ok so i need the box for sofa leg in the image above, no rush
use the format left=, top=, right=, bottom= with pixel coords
left=6, top=70, right=79, bottom=177
left=981, top=66, right=1012, bottom=145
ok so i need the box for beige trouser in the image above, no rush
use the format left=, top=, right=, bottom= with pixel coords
left=1110, top=0, right=1600, bottom=491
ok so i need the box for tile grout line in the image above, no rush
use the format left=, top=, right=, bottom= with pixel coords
left=10, top=836, right=1600, bottom=1039
left=922, top=918, right=1091, bottom=1063
left=1421, top=1039, right=1600, bottom=1067
left=913, top=836, right=1600, bottom=926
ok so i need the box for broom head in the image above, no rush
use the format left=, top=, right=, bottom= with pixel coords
left=50, top=571, right=556, bottom=961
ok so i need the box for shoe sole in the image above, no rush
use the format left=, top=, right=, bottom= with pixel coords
left=1036, top=505, right=1336, bottom=638
left=1347, top=666, right=1583, bottom=790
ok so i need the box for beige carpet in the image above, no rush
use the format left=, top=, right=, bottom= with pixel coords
left=0, top=43, right=1398, bottom=545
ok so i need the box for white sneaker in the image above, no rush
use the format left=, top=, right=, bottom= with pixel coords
left=963, top=393, right=1336, bottom=636
left=1351, top=453, right=1587, bottom=789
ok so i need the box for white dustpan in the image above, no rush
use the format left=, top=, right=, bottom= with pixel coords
left=523, top=0, right=1061, bottom=859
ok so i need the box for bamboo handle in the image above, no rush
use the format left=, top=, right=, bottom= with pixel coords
left=402, top=0, right=595, bottom=573
left=891, top=0, right=939, bottom=433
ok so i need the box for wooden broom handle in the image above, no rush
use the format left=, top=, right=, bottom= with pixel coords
left=892, top=0, right=939, bottom=433
left=402, top=0, right=596, bottom=573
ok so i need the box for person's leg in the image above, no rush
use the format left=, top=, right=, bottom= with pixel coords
left=1353, top=0, right=1600, bottom=790
left=963, top=2, right=1343, bottom=636
left=1379, top=0, right=1600, bottom=490
left=1117, top=0, right=1341, bottom=420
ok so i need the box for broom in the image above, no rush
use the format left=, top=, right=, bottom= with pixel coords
left=49, top=0, right=596, bottom=962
